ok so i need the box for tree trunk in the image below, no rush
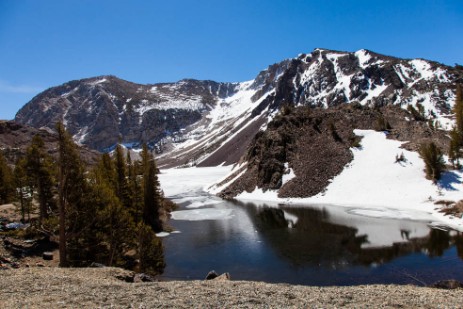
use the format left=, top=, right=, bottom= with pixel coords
left=58, top=180, right=68, bottom=267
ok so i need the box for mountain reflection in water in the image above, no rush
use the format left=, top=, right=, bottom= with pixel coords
left=162, top=197, right=463, bottom=285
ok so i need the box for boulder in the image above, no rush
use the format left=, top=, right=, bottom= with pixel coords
left=205, top=270, right=218, bottom=280
left=42, top=252, right=53, bottom=260
left=214, top=273, right=231, bottom=281
left=133, top=273, right=156, bottom=283
left=430, top=280, right=463, bottom=289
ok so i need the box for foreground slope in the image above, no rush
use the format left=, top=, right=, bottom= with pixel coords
left=1, top=267, right=462, bottom=308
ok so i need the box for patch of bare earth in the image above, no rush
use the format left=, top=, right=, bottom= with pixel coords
left=0, top=267, right=462, bottom=308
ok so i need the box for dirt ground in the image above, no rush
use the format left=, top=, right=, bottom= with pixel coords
left=0, top=203, right=59, bottom=269
left=0, top=267, right=462, bottom=308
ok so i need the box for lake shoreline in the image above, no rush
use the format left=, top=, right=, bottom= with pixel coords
left=1, top=267, right=462, bottom=308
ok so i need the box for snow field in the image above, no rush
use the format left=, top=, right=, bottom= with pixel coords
left=235, top=130, right=463, bottom=231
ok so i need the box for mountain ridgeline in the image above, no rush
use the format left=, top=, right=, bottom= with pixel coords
left=15, top=48, right=462, bottom=172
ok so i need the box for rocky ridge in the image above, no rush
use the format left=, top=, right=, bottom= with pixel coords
left=14, top=48, right=463, bottom=169
left=0, top=121, right=99, bottom=166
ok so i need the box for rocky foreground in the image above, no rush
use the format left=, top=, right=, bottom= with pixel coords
left=1, top=267, right=462, bottom=308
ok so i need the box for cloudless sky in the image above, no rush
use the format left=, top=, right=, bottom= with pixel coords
left=0, top=0, right=462, bottom=120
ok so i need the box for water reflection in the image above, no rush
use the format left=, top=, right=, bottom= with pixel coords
left=239, top=202, right=367, bottom=268
left=162, top=197, right=463, bottom=285
left=238, top=201, right=463, bottom=267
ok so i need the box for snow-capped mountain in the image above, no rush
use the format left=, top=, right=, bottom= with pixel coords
left=15, top=48, right=463, bottom=168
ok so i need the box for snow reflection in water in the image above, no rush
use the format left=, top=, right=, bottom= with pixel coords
left=161, top=194, right=463, bottom=285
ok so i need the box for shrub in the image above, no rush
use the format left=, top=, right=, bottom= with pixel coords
left=395, top=152, right=406, bottom=163
left=374, top=115, right=392, bottom=132
left=349, top=135, right=362, bottom=148
left=419, top=142, right=445, bottom=183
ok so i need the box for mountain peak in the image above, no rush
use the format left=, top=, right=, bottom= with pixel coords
left=14, top=49, right=463, bottom=167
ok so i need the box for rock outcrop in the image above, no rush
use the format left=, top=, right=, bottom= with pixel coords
left=219, top=104, right=450, bottom=199
left=0, top=121, right=99, bottom=166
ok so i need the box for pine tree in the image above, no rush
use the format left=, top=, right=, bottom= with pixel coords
left=13, top=158, right=33, bottom=222
left=90, top=162, right=135, bottom=267
left=454, top=84, right=463, bottom=142
left=420, top=142, right=446, bottom=183
left=137, top=222, right=165, bottom=275
left=99, top=153, right=116, bottom=188
left=56, top=122, right=92, bottom=267
left=127, top=150, right=143, bottom=223
left=141, top=144, right=163, bottom=233
left=449, top=128, right=461, bottom=168
left=24, top=135, right=56, bottom=222
left=0, top=150, right=14, bottom=204
left=114, top=144, right=131, bottom=209
left=448, top=84, right=463, bottom=167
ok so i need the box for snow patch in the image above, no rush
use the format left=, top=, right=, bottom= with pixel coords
left=234, top=130, right=463, bottom=231
left=170, top=208, right=233, bottom=221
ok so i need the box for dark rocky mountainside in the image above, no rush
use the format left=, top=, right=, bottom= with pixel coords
left=218, top=104, right=449, bottom=199
left=15, top=76, right=239, bottom=152
left=14, top=48, right=462, bottom=169
left=0, top=121, right=99, bottom=166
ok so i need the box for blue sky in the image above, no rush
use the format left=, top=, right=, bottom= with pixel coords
left=0, top=0, right=462, bottom=120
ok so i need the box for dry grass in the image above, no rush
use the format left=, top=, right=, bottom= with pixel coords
left=0, top=267, right=462, bottom=308
left=437, top=200, right=463, bottom=217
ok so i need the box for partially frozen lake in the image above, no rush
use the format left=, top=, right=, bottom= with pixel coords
left=161, top=191, right=463, bottom=285
left=158, top=167, right=463, bottom=285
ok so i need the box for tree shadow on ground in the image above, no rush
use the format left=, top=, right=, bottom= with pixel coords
left=438, top=171, right=462, bottom=191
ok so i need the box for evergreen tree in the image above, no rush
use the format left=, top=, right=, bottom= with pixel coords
left=99, top=153, right=116, bottom=188
left=24, top=135, right=56, bottom=222
left=114, top=144, right=131, bottom=209
left=448, top=85, right=463, bottom=167
left=141, top=144, right=162, bottom=233
left=127, top=150, right=143, bottom=223
left=56, top=122, right=93, bottom=267
left=449, top=127, right=461, bottom=168
left=419, top=142, right=446, bottom=183
left=90, top=162, right=135, bottom=267
left=13, top=158, right=33, bottom=222
left=137, top=222, right=165, bottom=274
left=0, top=150, right=14, bottom=204
left=454, top=84, right=463, bottom=142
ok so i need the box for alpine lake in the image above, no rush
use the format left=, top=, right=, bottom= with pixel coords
left=160, top=190, right=463, bottom=286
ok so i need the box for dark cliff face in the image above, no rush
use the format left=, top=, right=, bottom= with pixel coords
left=15, top=76, right=240, bottom=151
left=14, top=48, right=462, bottom=167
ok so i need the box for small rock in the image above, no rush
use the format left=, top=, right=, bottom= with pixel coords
left=36, top=262, right=45, bottom=267
left=133, top=273, right=156, bottom=283
left=42, top=252, right=53, bottom=260
left=430, top=280, right=463, bottom=289
left=205, top=270, right=218, bottom=280
left=214, top=272, right=231, bottom=281
left=89, top=262, right=105, bottom=268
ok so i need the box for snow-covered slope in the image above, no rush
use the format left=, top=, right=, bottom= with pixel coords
left=232, top=130, right=463, bottom=231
